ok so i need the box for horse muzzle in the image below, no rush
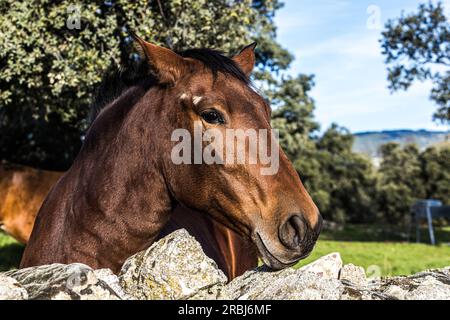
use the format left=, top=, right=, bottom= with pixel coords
left=254, top=214, right=322, bottom=270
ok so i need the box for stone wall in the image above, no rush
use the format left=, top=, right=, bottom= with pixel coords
left=1, top=229, right=449, bottom=300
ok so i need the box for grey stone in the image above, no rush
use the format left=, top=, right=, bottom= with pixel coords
left=0, top=274, right=28, bottom=300
left=339, top=263, right=367, bottom=287
left=4, top=263, right=121, bottom=300
left=298, top=252, right=342, bottom=279
left=371, top=268, right=450, bottom=300
left=119, top=229, right=227, bottom=300
left=94, top=268, right=133, bottom=300
left=219, top=266, right=344, bottom=300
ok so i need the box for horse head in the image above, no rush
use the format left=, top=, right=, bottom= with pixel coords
left=133, top=36, right=322, bottom=269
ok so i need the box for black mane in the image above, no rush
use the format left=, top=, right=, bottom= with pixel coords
left=178, top=48, right=248, bottom=83
left=89, top=48, right=248, bottom=123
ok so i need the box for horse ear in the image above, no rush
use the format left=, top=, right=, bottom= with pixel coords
left=232, top=42, right=257, bottom=77
left=131, top=33, right=187, bottom=84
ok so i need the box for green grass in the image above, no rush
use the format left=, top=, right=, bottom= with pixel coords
left=0, top=231, right=24, bottom=271
left=295, top=240, right=450, bottom=276
left=293, top=225, right=450, bottom=276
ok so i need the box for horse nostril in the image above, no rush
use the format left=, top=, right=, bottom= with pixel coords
left=279, top=214, right=307, bottom=250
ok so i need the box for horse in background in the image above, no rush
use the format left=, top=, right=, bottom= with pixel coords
left=0, top=162, right=257, bottom=279
left=0, top=162, right=61, bottom=244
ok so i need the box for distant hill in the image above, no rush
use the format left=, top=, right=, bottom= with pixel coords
left=352, top=129, right=449, bottom=158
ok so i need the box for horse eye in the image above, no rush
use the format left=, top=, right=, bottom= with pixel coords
left=201, top=110, right=225, bottom=124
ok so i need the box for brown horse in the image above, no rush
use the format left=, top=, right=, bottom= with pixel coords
left=0, top=163, right=256, bottom=279
left=0, top=163, right=61, bottom=243
left=21, top=35, right=322, bottom=274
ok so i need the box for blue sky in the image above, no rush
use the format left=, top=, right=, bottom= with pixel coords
left=274, top=0, right=450, bottom=133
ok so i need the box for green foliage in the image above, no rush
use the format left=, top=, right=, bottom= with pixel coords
left=374, top=142, right=450, bottom=225
left=381, top=1, right=450, bottom=123
left=420, top=144, right=450, bottom=202
left=377, top=143, right=426, bottom=224
left=251, top=0, right=293, bottom=73
left=314, top=125, right=377, bottom=224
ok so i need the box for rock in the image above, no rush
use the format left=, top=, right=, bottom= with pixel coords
left=340, top=283, right=394, bottom=300
left=219, top=266, right=343, bottom=300
left=298, top=252, right=342, bottom=279
left=119, top=229, right=227, bottom=300
left=0, top=274, right=28, bottom=300
left=217, top=253, right=450, bottom=300
left=371, top=268, right=450, bottom=300
left=4, top=263, right=121, bottom=300
left=218, top=253, right=345, bottom=300
left=339, top=263, right=367, bottom=286
left=93, top=268, right=133, bottom=300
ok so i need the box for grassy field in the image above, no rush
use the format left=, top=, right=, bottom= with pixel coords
left=1, top=225, right=450, bottom=275
left=295, top=240, right=450, bottom=276
left=294, top=225, right=450, bottom=276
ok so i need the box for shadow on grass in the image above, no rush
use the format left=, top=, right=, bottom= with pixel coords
left=0, top=242, right=24, bottom=271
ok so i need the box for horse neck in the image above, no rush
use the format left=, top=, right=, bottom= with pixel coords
left=61, top=86, right=174, bottom=252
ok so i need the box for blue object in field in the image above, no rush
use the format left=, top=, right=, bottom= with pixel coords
left=411, top=200, right=450, bottom=245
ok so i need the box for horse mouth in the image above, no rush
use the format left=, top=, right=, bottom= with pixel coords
left=254, top=232, right=302, bottom=270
